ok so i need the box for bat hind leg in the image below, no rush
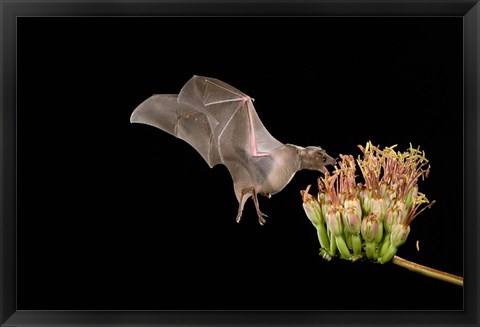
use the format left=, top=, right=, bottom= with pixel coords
left=235, top=187, right=268, bottom=225
left=251, top=188, right=268, bottom=225
left=236, top=189, right=252, bottom=223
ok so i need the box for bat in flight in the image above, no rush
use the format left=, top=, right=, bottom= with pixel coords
left=130, top=76, right=335, bottom=225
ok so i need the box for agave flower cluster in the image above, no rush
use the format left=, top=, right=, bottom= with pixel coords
left=301, top=141, right=435, bottom=263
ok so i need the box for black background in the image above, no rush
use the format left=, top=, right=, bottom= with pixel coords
left=17, top=17, right=463, bottom=310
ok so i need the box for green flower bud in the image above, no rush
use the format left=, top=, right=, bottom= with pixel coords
left=374, top=220, right=384, bottom=244
left=371, top=198, right=386, bottom=222
left=361, top=213, right=379, bottom=242
left=384, top=208, right=394, bottom=234
left=344, top=196, right=362, bottom=220
left=326, top=208, right=343, bottom=237
left=390, top=224, right=410, bottom=248
left=342, top=207, right=361, bottom=235
left=384, top=188, right=396, bottom=210
left=394, top=200, right=408, bottom=224
left=393, top=208, right=402, bottom=226
left=360, top=188, right=372, bottom=214
left=405, top=184, right=418, bottom=211
left=318, top=192, right=326, bottom=204
left=321, top=201, right=331, bottom=224
left=302, top=201, right=322, bottom=227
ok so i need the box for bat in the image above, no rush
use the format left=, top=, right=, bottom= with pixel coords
left=130, top=76, right=335, bottom=225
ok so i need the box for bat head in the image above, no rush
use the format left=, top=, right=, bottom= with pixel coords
left=301, top=146, right=336, bottom=174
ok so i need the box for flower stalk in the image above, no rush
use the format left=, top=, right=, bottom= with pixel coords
left=392, top=256, right=463, bottom=287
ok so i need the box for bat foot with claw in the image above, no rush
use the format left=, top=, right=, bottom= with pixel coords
left=235, top=212, right=243, bottom=223
left=252, top=188, right=268, bottom=225
left=256, top=210, right=268, bottom=225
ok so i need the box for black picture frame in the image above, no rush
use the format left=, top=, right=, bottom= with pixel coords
left=2, top=1, right=479, bottom=326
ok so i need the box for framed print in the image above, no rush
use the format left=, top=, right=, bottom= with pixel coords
left=2, top=1, right=478, bottom=326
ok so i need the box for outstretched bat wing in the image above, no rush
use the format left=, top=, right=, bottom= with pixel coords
left=178, top=76, right=284, bottom=164
left=130, top=93, right=220, bottom=166
left=131, top=76, right=283, bottom=171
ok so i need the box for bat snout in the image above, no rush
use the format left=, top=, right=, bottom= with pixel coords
left=319, top=154, right=336, bottom=174
left=325, top=155, right=336, bottom=167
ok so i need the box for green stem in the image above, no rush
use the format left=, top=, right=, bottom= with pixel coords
left=316, top=224, right=330, bottom=250
left=392, top=256, right=463, bottom=287
left=379, top=233, right=391, bottom=257
left=345, top=230, right=353, bottom=250
left=329, top=231, right=337, bottom=256
left=365, top=241, right=376, bottom=259
left=379, top=245, right=398, bottom=264
left=352, top=234, right=362, bottom=256
left=335, top=236, right=351, bottom=259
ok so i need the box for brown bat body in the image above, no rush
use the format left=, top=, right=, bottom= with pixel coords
left=130, top=76, right=335, bottom=224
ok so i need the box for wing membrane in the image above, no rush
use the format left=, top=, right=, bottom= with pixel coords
left=178, top=76, right=283, bottom=163
left=130, top=93, right=219, bottom=166
left=132, top=76, right=283, bottom=170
